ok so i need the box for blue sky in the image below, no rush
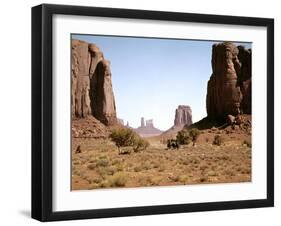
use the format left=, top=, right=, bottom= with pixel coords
left=72, top=34, right=251, bottom=131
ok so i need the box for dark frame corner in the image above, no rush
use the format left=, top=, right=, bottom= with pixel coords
left=32, top=4, right=274, bottom=222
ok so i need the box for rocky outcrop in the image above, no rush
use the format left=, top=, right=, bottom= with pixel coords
left=72, top=117, right=109, bottom=138
left=174, top=105, right=192, bottom=127
left=206, top=42, right=252, bottom=120
left=72, top=40, right=92, bottom=118
left=72, top=39, right=117, bottom=125
left=145, top=119, right=154, bottom=127
left=141, top=117, right=145, bottom=127
left=162, top=105, right=193, bottom=136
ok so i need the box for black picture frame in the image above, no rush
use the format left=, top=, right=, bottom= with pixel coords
left=31, top=3, right=274, bottom=222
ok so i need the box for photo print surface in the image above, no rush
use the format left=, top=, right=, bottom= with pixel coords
left=71, top=34, right=252, bottom=190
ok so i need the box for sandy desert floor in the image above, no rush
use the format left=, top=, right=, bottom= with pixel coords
left=71, top=129, right=251, bottom=190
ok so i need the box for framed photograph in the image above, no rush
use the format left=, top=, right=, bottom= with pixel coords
left=32, top=4, right=274, bottom=221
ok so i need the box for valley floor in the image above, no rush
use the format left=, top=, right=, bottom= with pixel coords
left=71, top=131, right=251, bottom=190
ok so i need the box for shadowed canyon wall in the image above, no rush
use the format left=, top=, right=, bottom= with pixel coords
left=206, top=42, right=252, bottom=120
left=72, top=39, right=117, bottom=125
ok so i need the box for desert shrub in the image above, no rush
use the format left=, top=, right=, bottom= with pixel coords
left=213, top=135, right=223, bottom=146
left=152, top=161, right=160, bottom=169
left=170, top=175, right=180, bottom=182
left=115, top=163, right=124, bottom=172
left=89, top=159, right=95, bottom=163
left=176, top=129, right=190, bottom=145
left=158, top=165, right=166, bottom=172
left=107, top=172, right=127, bottom=187
left=119, top=146, right=133, bottom=155
left=92, top=177, right=102, bottom=184
left=87, top=163, right=96, bottom=170
left=134, top=165, right=142, bottom=172
left=181, top=158, right=190, bottom=165
left=223, top=168, right=235, bottom=176
left=199, top=164, right=208, bottom=171
left=98, top=155, right=107, bottom=159
left=143, top=161, right=152, bottom=170
left=149, top=177, right=160, bottom=186
left=97, top=167, right=110, bottom=178
left=242, top=140, right=252, bottom=147
left=110, top=127, right=149, bottom=154
left=173, top=128, right=200, bottom=146
left=207, top=170, right=217, bottom=177
left=73, top=170, right=81, bottom=176
left=95, top=158, right=109, bottom=167
left=111, top=159, right=121, bottom=165
left=106, top=166, right=118, bottom=175
left=189, top=128, right=201, bottom=146
left=178, top=175, right=189, bottom=184
left=109, top=128, right=136, bottom=149
left=99, top=180, right=110, bottom=188
left=133, top=137, right=150, bottom=152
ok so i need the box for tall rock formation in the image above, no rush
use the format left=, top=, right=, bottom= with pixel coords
left=141, top=117, right=145, bottom=127
left=162, top=105, right=193, bottom=135
left=146, top=119, right=154, bottom=127
left=72, top=39, right=117, bottom=125
left=206, top=42, right=252, bottom=120
left=174, top=105, right=192, bottom=127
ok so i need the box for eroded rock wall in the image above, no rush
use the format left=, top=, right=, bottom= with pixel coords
left=206, top=42, right=251, bottom=120
left=72, top=39, right=117, bottom=125
left=174, top=105, right=192, bottom=127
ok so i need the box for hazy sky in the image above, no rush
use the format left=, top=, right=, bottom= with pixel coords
left=72, top=34, right=251, bottom=131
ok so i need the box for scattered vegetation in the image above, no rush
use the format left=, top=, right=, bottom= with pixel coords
left=213, top=135, right=223, bottom=146
left=189, top=128, right=200, bottom=146
left=110, top=128, right=136, bottom=150
left=176, top=129, right=190, bottom=145
left=242, top=139, right=252, bottom=147
left=134, top=165, right=143, bottom=172
left=110, top=128, right=149, bottom=154
left=72, top=122, right=251, bottom=190
left=105, top=172, right=127, bottom=187
left=133, top=136, right=150, bottom=152
left=178, top=175, right=189, bottom=184
left=176, top=128, right=200, bottom=146
left=96, top=158, right=109, bottom=167
left=87, top=163, right=96, bottom=170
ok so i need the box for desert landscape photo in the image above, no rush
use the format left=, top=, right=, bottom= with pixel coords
left=71, top=35, right=252, bottom=190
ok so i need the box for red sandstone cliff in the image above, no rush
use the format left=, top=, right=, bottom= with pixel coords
left=72, top=39, right=117, bottom=126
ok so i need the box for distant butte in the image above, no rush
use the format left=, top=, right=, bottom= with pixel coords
left=134, top=118, right=162, bottom=137
left=162, top=105, right=193, bottom=135
left=174, top=105, right=192, bottom=127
